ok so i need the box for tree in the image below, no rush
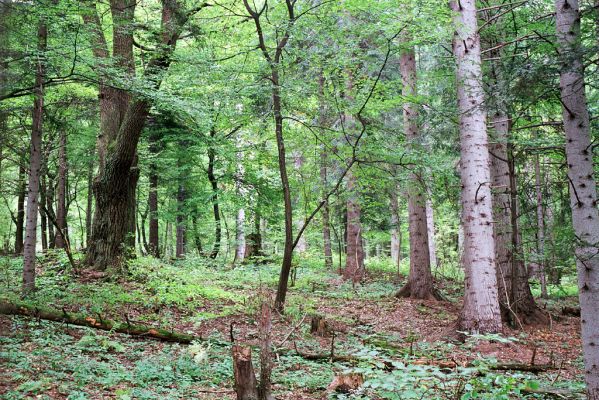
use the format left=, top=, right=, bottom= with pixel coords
left=22, top=12, right=47, bottom=294
left=555, top=0, right=599, bottom=396
left=451, top=0, right=502, bottom=333
left=83, top=0, right=194, bottom=270
left=396, top=44, right=438, bottom=300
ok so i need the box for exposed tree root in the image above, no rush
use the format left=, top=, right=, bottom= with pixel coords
left=395, top=282, right=444, bottom=301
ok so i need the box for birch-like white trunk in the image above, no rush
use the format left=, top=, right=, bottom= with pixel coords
left=556, top=0, right=599, bottom=396
left=451, top=0, right=502, bottom=333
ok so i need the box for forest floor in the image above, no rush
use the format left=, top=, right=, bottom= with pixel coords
left=0, top=253, right=587, bottom=399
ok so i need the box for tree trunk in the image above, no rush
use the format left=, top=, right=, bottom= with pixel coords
left=344, top=168, right=365, bottom=282
left=207, top=139, right=221, bottom=259
left=54, top=130, right=68, bottom=249
left=272, top=69, right=295, bottom=311
left=293, top=151, right=307, bottom=254
left=396, top=45, right=437, bottom=299
left=318, top=75, right=333, bottom=269
left=232, top=346, right=260, bottom=400
left=39, top=174, right=48, bottom=251
left=23, top=17, right=47, bottom=295
left=451, top=0, right=502, bottom=333
left=85, top=153, right=94, bottom=248
left=175, top=184, right=186, bottom=258
left=84, top=0, right=185, bottom=270
left=46, top=171, right=55, bottom=249
left=14, top=166, right=25, bottom=255
left=534, top=149, right=548, bottom=298
left=426, top=199, right=437, bottom=268
left=234, top=132, right=246, bottom=264
left=556, top=0, right=599, bottom=396
left=148, top=130, right=160, bottom=257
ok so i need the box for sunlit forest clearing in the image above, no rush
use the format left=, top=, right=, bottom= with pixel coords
left=0, top=0, right=598, bottom=399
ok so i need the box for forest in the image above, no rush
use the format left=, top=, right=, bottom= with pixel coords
left=0, top=0, right=598, bottom=398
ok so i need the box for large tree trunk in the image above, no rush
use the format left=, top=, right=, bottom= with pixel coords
left=54, top=130, right=68, bottom=249
left=84, top=0, right=185, bottom=270
left=556, top=0, right=599, bottom=396
left=23, top=17, right=47, bottom=295
left=451, top=0, right=502, bottom=333
left=344, top=168, right=365, bottom=282
left=396, top=45, right=437, bottom=299
left=14, top=166, right=25, bottom=254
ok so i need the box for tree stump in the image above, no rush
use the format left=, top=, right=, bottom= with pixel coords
left=232, top=345, right=259, bottom=400
left=310, top=315, right=329, bottom=337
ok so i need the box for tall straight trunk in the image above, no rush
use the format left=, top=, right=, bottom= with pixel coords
left=556, top=0, right=599, bottom=396
left=396, top=45, right=437, bottom=299
left=451, top=0, right=502, bottom=333
left=23, top=17, right=47, bottom=295
left=293, top=151, right=307, bottom=254
left=426, top=199, right=437, bottom=267
left=54, top=130, right=68, bottom=248
left=207, top=139, right=221, bottom=259
left=320, top=147, right=333, bottom=269
left=85, top=154, right=94, bottom=247
left=15, top=166, right=25, bottom=254
left=318, top=74, right=333, bottom=269
left=39, top=174, right=48, bottom=251
left=175, top=184, right=186, bottom=258
left=148, top=130, right=159, bottom=257
left=490, top=113, right=547, bottom=325
left=46, top=172, right=55, bottom=249
left=234, top=132, right=246, bottom=263
left=344, top=168, right=365, bottom=281
left=390, top=189, right=402, bottom=266
left=534, top=151, right=548, bottom=298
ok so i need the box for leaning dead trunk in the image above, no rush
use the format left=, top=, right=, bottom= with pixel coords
left=555, top=0, right=599, bottom=396
left=22, top=17, right=47, bottom=295
left=451, top=0, right=502, bottom=333
left=396, top=45, right=438, bottom=300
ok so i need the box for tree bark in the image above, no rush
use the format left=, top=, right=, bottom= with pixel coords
left=175, top=184, right=186, bottom=258
left=451, top=0, right=502, bottom=333
left=293, top=150, right=307, bottom=254
left=318, top=75, right=333, bottom=269
left=390, top=189, right=402, bottom=269
left=85, top=153, right=94, bottom=248
left=534, top=148, right=548, bottom=298
left=84, top=0, right=186, bottom=270
left=14, top=166, right=25, bottom=255
left=207, top=136, right=221, bottom=259
left=426, top=199, right=437, bottom=268
left=54, top=130, right=68, bottom=249
left=344, top=168, right=365, bottom=282
left=396, top=45, right=437, bottom=299
left=23, top=16, right=47, bottom=295
left=232, top=346, right=259, bottom=400
left=148, top=130, right=160, bottom=257
left=39, top=173, right=48, bottom=251
left=555, top=0, right=599, bottom=396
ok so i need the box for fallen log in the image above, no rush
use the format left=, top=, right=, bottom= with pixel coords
left=0, top=300, right=196, bottom=343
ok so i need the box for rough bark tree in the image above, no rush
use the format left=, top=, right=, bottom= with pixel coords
left=83, top=0, right=193, bottom=270
left=396, top=45, right=438, bottom=300
left=451, top=0, right=503, bottom=333
left=344, top=166, right=365, bottom=282
left=22, top=15, right=47, bottom=294
left=555, top=0, right=599, bottom=396
left=54, top=129, right=68, bottom=249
